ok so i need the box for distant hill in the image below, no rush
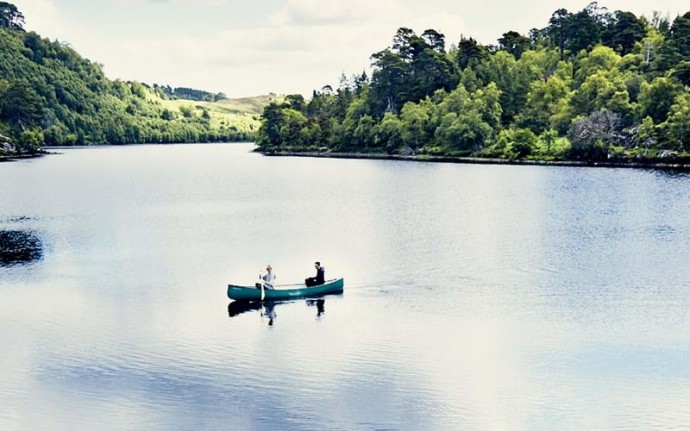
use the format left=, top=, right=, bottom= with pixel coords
left=0, top=5, right=267, bottom=154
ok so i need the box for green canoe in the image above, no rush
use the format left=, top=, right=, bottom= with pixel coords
left=227, top=278, right=344, bottom=301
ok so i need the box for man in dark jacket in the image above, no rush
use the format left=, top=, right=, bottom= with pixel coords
left=305, top=261, right=325, bottom=287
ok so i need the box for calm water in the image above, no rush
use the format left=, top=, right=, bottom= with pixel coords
left=1, top=144, right=690, bottom=430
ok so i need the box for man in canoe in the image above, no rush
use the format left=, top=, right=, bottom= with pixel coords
left=305, top=261, right=325, bottom=287
left=256, top=265, right=276, bottom=290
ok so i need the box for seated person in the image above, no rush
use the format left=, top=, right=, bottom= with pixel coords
left=256, top=265, right=276, bottom=290
left=305, top=261, right=325, bottom=287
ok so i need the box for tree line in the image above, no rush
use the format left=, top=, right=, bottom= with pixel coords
left=257, top=3, right=690, bottom=162
left=152, top=84, right=228, bottom=102
left=0, top=2, right=250, bottom=155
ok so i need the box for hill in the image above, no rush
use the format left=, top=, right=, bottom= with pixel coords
left=0, top=7, right=266, bottom=155
left=155, top=94, right=272, bottom=138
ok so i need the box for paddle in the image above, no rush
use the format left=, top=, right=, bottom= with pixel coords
left=258, top=268, right=265, bottom=301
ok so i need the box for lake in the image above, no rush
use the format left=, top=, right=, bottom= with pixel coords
left=1, top=143, right=690, bottom=430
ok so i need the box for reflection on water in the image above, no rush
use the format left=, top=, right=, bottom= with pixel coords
left=228, top=298, right=328, bottom=326
left=306, top=298, right=325, bottom=319
left=3, top=145, right=690, bottom=430
left=227, top=300, right=263, bottom=317
left=263, top=301, right=277, bottom=326
left=0, top=230, right=43, bottom=266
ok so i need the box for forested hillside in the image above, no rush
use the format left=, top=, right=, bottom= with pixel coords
left=257, top=4, right=690, bottom=163
left=0, top=2, right=259, bottom=155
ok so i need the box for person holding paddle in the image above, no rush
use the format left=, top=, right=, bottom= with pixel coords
left=256, top=265, right=276, bottom=290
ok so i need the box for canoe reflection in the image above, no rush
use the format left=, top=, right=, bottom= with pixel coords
left=227, top=300, right=263, bottom=317
left=227, top=298, right=327, bottom=326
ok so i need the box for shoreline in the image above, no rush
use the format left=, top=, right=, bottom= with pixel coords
left=262, top=151, right=690, bottom=171
left=1, top=142, right=254, bottom=161
left=0, top=151, right=50, bottom=162
left=4, top=147, right=689, bottom=171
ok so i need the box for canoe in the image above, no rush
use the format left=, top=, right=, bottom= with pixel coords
left=227, top=278, right=344, bottom=301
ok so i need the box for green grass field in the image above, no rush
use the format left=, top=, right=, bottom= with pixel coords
left=155, top=94, right=275, bottom=137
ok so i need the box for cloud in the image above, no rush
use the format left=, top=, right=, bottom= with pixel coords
left=13, top=0, right=65, bottom=35
left=117, top=0, right=229, bottom=4
left=11, top=0, right=690, bottom=98
left=78, top=0, right=472, bottom=96
left=269, top=0, right=391, bottom=26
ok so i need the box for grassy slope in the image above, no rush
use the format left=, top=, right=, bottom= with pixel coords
left=157, top=95, right=275, bottom=137
left=0, top=27, right=273, bottom=145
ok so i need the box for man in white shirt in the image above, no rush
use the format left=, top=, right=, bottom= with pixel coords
left=259, top=265, right=276, bottom=290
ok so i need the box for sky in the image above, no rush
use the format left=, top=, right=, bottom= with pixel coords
left=12, top=0, right=690, bottom=98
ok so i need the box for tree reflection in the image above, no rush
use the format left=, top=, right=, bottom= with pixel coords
left=0, top=230, right=43, bottom=266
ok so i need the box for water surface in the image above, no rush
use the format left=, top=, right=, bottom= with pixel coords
left=1, top=144, right=690, bottom=430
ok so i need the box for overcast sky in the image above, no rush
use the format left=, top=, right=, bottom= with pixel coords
left=12, top=0, right=690, bottom=98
